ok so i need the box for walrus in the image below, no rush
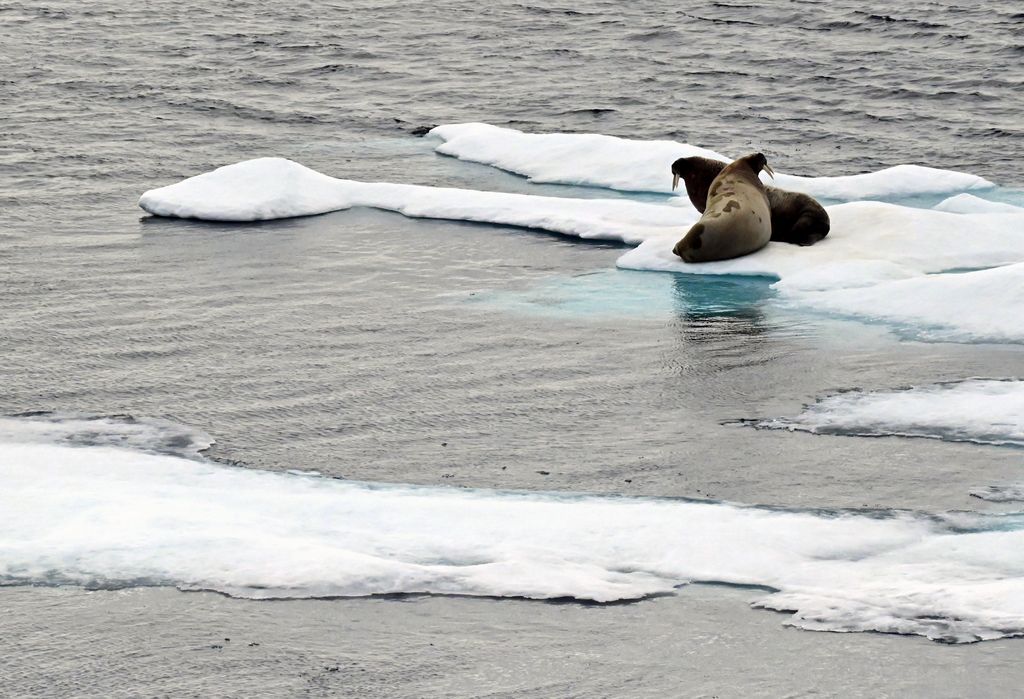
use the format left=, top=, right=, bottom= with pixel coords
left=672, top=153, right=774, bottom=263
left=671, top=156, right=830, bottom=246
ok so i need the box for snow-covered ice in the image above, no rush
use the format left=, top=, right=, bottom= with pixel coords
left=618, top=201, right=1024, bottom=281
left=783, top=263, right=1024, bottom=343
left=747, top=379, right=1024, bottom=447
left=139, top=157, right=691, bottom=243
left=431, top=122, right=995, bottom=199
left=3, top=414, right=1024, bottom=643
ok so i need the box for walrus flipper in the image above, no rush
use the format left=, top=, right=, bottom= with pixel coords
left=790, top=213, right=830, bottom=246
left=774, top=208, right=830, bottom=246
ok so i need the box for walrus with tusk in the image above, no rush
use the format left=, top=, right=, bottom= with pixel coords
left=671, top=155, right=830, bottom=247
left=672, top=152, right=776, bottom=263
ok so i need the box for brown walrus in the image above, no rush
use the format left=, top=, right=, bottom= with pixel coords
left=671, top=156, right=830, bottom=246
left=672, top=153, right=774, bottom=263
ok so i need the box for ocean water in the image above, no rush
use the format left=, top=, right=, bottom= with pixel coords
left=4, top=0, right=1024, bottom=695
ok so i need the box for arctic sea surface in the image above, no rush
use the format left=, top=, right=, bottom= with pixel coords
left=4, top=0, right=1024, bottom=696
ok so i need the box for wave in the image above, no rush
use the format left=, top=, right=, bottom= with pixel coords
left=2, top=414, right=1024, bottom=644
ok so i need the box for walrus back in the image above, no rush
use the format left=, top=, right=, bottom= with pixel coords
left=765, top=188, right=830, bottom=246
left=674, top=170, right=772, bottom=262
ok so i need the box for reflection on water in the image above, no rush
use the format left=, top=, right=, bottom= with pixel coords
left=473, top=267, right=789, bottom=372
left=669, top=274, right=774, bottom=321
left=470, top=270, right=679, bottom=319
left=668, top=274, right=783, bottom=373
left=473, top=269, right=776, bottom=324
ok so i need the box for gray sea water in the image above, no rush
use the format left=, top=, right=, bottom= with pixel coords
left=3, top=0, right=1024, bottom=696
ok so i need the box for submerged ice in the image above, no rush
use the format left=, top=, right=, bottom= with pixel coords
left=3, top=415, right=1024, bottom=644
left=747, top=379, right=1024, bottom=447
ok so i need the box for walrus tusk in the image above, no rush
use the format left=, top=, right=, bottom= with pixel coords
left=672, top=173, right=680, bottom=190
left=763, top=163, right=775, bottom=179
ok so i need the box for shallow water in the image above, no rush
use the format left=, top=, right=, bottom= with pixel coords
left=4, top=0, right=1024, bottom=694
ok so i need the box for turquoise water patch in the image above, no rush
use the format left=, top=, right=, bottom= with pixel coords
left=781, top=186, right=1024, bottom=211
left=472, top=269, right=774, bottom=320
left=974, top=187, right=1024, bottom=208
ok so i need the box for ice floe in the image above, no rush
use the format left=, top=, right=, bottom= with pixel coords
left=746, top=379, right=1024, bottom=446
left=618, top=202, right=1024, bottom=280
left=789, top=263, right=1024, bottom=343
left=139, top=133, right=1024, bottom=342
left=616, top=202, right=1024, bottom=341
left=139, top=157, right=692, bottom=242
left=140, top=160, right=1024, bottom=285
left=431, top=122, right=995, bottom=199
left=2, top=415, right=1024, bottom=643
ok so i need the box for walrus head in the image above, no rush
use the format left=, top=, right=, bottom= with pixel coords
left=739, top=152, right=775, bottom=180
left=670, top=156, right=729, bottom=213
left=670, top=157, right=714, bottom=192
